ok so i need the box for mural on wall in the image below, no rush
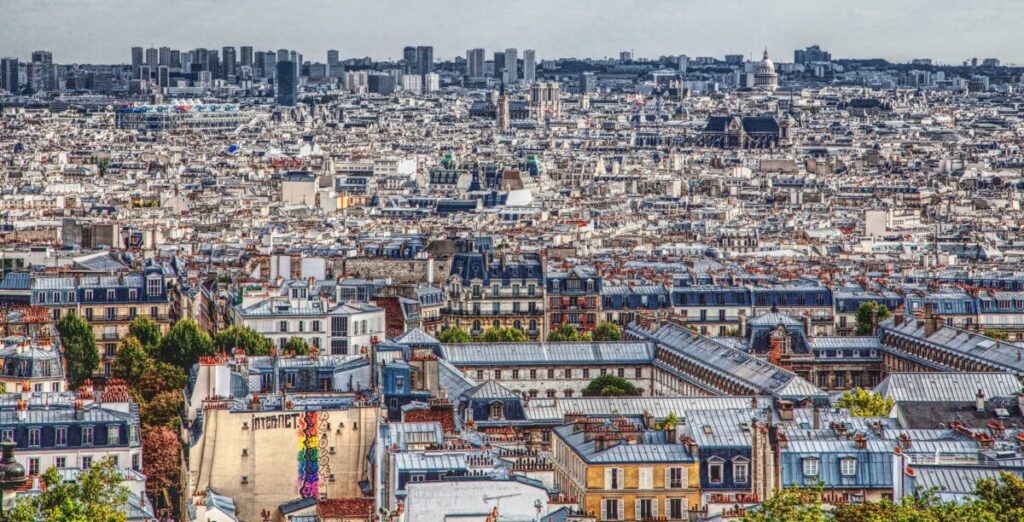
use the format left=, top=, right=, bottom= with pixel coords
left=297, top=411, right=321, bottom=498
left=296, top=410, right=333, bottom=499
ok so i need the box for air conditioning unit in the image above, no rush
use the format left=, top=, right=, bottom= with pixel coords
left=329, top=447, right=336, bottom=454
left=241, top=449, right=248, bottom=457
left=241, top=476, right=249, bottom=484
left=242, top=422, right=249, bottom=430
left=329, top=474, right=336, bottom=482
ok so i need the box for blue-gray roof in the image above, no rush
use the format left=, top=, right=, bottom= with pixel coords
left=440, top=341, right=654, bottom=366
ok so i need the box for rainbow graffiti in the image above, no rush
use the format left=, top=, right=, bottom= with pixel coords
left=297, top=411, right=320, bottom=498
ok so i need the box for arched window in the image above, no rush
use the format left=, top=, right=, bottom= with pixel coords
left=472, top=320, right=481, bottom=332
left=513, top=320, right=522, bottom=331
left=489, top=402, right=504, bottom=420
left=564, top=389, right=574, bottom=397
left=492, top=320, right=501, bottom=329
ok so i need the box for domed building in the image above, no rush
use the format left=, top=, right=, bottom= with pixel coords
left=754, top=48, right=779, bottom=92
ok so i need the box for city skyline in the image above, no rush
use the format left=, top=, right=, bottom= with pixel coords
left=4, top=0, right=1024, bottom=65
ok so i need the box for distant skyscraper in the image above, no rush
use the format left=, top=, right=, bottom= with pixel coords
left=415, top=46, right=434, bottom=77
left=170, top=50, right=181, bottom=68
left=222, top=47, right=236, bottom=79
left=28, top=51, right=56, bottom=92
left=158, top=47, right=171, bottom=66
left=157, top=65, right=170, bottom=88
left=327, top=50, right=343, bottom=78
left=523, top=50, right=536, bottom=82
left=240, top=46, right=254, bottom=67
left=794, top=45, right=831, bottom=64
left=327, top=50, right=340, bottom=65
left=504, top=48, right=518, bottom=82
left=403, top=46, right=417, bottom=72
left=207, top=50, right=221, bottom=80
left=145, top=47, right=157, bottom=66
left=620, top=51, right=633, bottom=62
left=678, top=55, right=689, bottom=75
left=466, top=48, right=485, bottom=79
left=131, top=47, right=144, bottom=68
left=276, top=60, right=297, bottom=105
left=1, top=58, right=19, bottom=93
left=277, top=49, right=289, bottom=62
left=493, top=51, right=505, bottom=79
left=579, top=71, right=596, bottom=94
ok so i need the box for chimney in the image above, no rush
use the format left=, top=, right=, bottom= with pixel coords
left=898, top=433, right=912, bottom=450
left=812, top=407, right=821, bottom=430
left=74, top=400, right=85, bottom=421
left=976, top=389, right=986, bottom=413
left=777, top=431, right=789, bottom=449
left=802, top=313, right=811, bottom=337
left=894, top=314, right=905, bottom=327
left=923, top=304, right=941, bottom=337
left=777, top=400, right=794, bottom=422
left=854, top=433, right=867, bottom=449
left=738, top=310, right=747, bottom=337
left=15, top=400, right=27, bottom=422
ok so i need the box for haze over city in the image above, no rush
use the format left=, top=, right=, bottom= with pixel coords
left=5, top=0, right=1024, bottom=64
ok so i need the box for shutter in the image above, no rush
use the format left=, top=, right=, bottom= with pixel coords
left=618, top=500, right=624, bottom=520
left=652, top=497, right=659, bottom=518
left=681, top=466, right=689, bottom=487
left=600, top=499, right=607, bottom=521
left=639, top=467, right=652, bottom=489
left=664, top=467, right=671, bottom=489
left=605, top=468, right=612, bottom=490
left=635, top=498, right=641, bottom=521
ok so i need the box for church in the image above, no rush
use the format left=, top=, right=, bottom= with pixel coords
left=698, top=114, right=792, bottom=149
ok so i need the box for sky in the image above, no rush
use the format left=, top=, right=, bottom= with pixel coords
left=3, top=0, right=1023, bottom=65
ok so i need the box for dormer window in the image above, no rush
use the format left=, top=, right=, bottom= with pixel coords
left=803, top=457, right=820, bottom=477
left=489, top=402, right=503, bottom=420
left=146, top=277, right=162, bottom=296
left=840, top=457, right=857, bottom=477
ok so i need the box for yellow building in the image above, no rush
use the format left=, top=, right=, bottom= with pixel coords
left=551, top=418, right=701, bottom=521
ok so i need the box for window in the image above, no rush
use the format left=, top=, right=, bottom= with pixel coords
left=606, top=468, right=623, bottom=490
left=476, top=370, right=484, bottom=380
left=547, top=368, right=555, bottom=379
left=803, top=458, right=820, bottom=477
left=106, top=289, right=116, bottom=301
left=840, top=457, right=857, bottom=477
left=279, top=321, right=288, bottom=333
left=331, top=316, right=348, bottom=336
left=1, top=430, right=12, bottom=442
left=395, top=376, right=405, bottom=389
left=330, top=339, right=348, bottom=355
left=128, top=289, right=137, bottom=301
left=667, top=498, right=686, bottom=519
left=529, top=369, right=537, bottom=379
left=603, top=498, right=621, bottom=520
left=84, top=289, right=93, bottom=301
left=146, top=277, right=162, bottom=296
left=27, top=429, right=40, bottom=447
left=494, top=370, right=502, bottom=380
left=708, top=460, right=723, bottom=484
left=129, top=426, right=139, bottom=445
left=635, top=367, right=643, bottom=379
left=82, top=456, right=93, bottom=469
left=28, top=458, right=38, bottom=476
left=512, top=369, right=519, bottom=379
left=668, top=467, right=685, bottom=488
left=131, top=453, right=140, bottom=470
left=82, top=426, right=94, bottom=446
left=639, top=467, right=653, bottom=489
left=637, top=498, right=655, bottom=520
left=733, top=460, right=749, bottom=484
left=564, top=368, right=572, bottom=378
left=410, top=473, right=425, bottom=482
left=85, top=308, right=94, bottom=321
left=582, top=368, right=590, bottom=378
left=489, top=402, right=503, bottom=420
left=108, top=426, right=120, bottom=444
left=105, top=307, right=115, bottom=320
left=150, top=306, right=159, bottom=319
left=55, top=457, right=66, bottom=469
left=55, top=427, right=67, bottom=446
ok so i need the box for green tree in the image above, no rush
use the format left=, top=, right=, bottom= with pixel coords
left=283, top=336, right=310, bottom=355
left=855, top=302, right=892, bottom=335
left=547, top=323, right=582, bottom=341
left=480, top=326, right=528, bottom=342
left=582, top=374, right=638, bottom=397
left=7, top=458, right=129, bottom=522
left=56, top=313, right=99, bottom=389
left=835, top=387, right=895, bottom=417
left=156, top=319, right=214, bottom=369
left=213, top=325, right=273, bottom=355
left=127, top=315, right=163, bottom=352
left=141, top=425, right=182, bottom=515
left=111, top=336, right=152, bottom=390
left=743, top=483, right=828, bottom=522
left=438, top=326, right=472, bottom=343
left=139, top=361, right=189, bottom=402
left=592, top=322, right=623, bottom=341
left=983, top=329, right=1010, bottom=341
left=973, top=471, right=1024, bottom=522
left=656, top=412, right=681, bottom=430
left=141, top=390, right=184, bottom=430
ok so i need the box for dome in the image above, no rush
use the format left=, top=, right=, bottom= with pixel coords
left=757, top=49, right=775, bottom=74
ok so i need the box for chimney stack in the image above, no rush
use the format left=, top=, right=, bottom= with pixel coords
left=812, top=407, right=821, bottom=430
left=976, top=389, right=986, bottom=413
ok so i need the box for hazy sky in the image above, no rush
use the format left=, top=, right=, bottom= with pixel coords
left=4, top=0, right=1023, bottom=65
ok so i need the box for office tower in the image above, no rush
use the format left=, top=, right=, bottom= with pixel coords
left=240, top=46, right=254, bottom=67
left=158, top=46, right=171, bottom=66
left=523, top=50, right=536, bottom=82
left=131, top=47, right=144, bottom=68
left=579, top=71, right=596, bottom=94
left=493, top=51, right=505, bottom=79
left=276, top=60, right=297, bottom=105
left=423, top=72, right=439, bottom=92
left=415, top=46, right=434, bottom=77
left=466, top=48, right=485, bottom=79
left=180, top=52, right=193, bottom=73
left=327, top=50, right=343, bottom=78
left=725, top=54, right=744, bottom=65
left=678, top=55, right=689, bottom=75
left=145, top=47, right=157, bottom=66
left=403, top=46, right=417, bottom=72
left=194, top=48, right=209, bottom=71
left=794, top=45, right=831, bottom=64
left=277, top=49, right=289, bottom=62
left=620, top=51, right=633, bottom=62
left=28, top=51, right=56, bottom=92
left=1, top=58, right=18, bottom=93
left=367, top=73, right=395, bottom=95
left=138, top=65, right=151, bottom=81
left=222, top=47, right=236, bottom=79
left=327, top=50, right=340, bottom=66
left=504, top=48, right=518, bottom=82
left=157, top=65, right=170, bottom=88
left=170, top=50, right=181, bottom=68
left=207, top=50, right=220, bottom=80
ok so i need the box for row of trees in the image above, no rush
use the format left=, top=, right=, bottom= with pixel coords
left=438, top=321, right=623, bottom=343
left=744, top=472, right=1024, bottom=522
